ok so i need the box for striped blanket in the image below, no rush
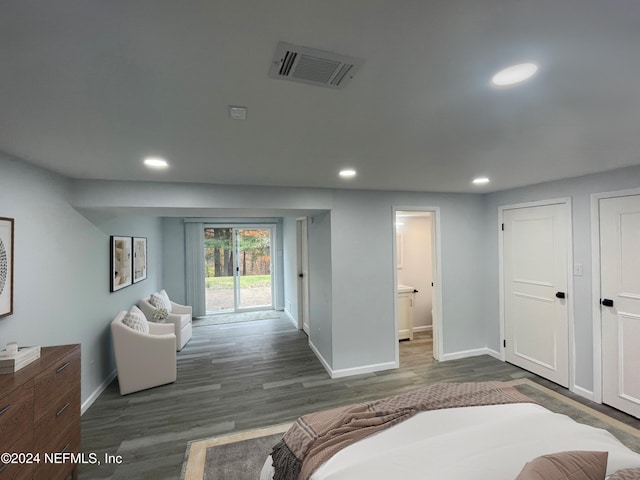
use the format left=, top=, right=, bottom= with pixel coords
left=270, top=381, right=535, bottom=480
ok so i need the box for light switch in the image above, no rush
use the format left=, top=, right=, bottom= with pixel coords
left=574, top=264, right=583, bottom=276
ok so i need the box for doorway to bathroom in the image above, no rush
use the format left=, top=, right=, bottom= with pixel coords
left=394, top=209, right=441, bottom=360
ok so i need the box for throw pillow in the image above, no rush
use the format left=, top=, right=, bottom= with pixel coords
left=610, top=469, right=640, bottom=480
left=515, top=451, right=608, bottom=480
left=149, top=291, right=172, bottom=313
left=159, top=289, right=172, bottom=312
left=122, top=305, right=149, bottom=334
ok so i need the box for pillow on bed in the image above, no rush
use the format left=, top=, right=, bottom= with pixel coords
left=515, top=451, right=608, bottom=480
left=609, top=469, right=640, bottom=480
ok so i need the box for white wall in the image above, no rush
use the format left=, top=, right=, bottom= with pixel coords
left=0, top=153, right=163, bottom=409
left=397, top=215, right=433, bottom=329
left=484, top=164, right=640, bottom=394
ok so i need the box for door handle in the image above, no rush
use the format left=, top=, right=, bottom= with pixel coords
left=555, top=292, right=566, bottom=299
left=602, top=298, right=614, bottom=307
left=299, top=273, right=304, bottom=278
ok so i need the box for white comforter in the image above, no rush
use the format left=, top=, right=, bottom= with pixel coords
left=260, top=403, right=640, bottom=480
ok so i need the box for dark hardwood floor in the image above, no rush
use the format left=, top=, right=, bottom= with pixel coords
left=79, top=316, right=640, bottom=479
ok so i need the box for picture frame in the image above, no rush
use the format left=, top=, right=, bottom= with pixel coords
left=110, top=236, right=132, bottom=292
left=132, top=237, right=147, bottom=283
left=0, top=217, right=14, bottom=317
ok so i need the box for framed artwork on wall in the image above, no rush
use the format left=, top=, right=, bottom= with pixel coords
left=110, top=235, right=132, bottom=292
left=132, top=237, right=147, bottom=284
left=0, top=217, right=14, bottom=317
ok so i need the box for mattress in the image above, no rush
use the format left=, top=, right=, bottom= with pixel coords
left=260, top=403, right=640, bottom=480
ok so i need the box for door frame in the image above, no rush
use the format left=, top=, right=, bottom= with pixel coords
left=203, top=223, right=276, bottom=314
left=590, top=186, right=640, bottom=404
left=498, top=197, right=575, bottom=389
left=392, top=206, right=443, bottom=362
left=296, top=217, right=310, bottom=334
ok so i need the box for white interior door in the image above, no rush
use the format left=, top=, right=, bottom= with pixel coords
left=600, top=195, right=640, bottom=418
left=503, top=202, right=570, bottom=387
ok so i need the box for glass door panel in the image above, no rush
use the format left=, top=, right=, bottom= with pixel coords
left=204, top=227, right=234, bottom=313
left=235, top=228, right=273, bottom=310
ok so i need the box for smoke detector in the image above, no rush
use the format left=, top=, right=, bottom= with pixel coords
left=269, top=42, right=363, bottom=89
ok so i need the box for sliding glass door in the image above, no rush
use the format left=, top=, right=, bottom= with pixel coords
left=204, top=226, right=273, bottom=314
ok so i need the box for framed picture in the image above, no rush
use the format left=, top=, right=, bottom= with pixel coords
left=0, top=217, right=14, bottom=317
left=132, top=237, right=147, bottom=283
left=110, top=236, right=132, bottom=292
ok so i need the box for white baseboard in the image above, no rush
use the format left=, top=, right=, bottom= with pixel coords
left=308, top=340, right=333, bottom=377
left=330, top=361, right=398, bottom=379
left=81, top=369, right=117, bottom=415
left=572, top=384, right=595, bottom=402
left=440, top=347, right=497, bottom=362
left=486, top=348, right=502, bottom=360
left=307, top=341, right=397, bottom=379
left=284, top=309, right=298, bottom=329
left=412, top=325, right=432, bottom=333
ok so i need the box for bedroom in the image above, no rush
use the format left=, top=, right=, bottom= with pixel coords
left=1, top=1, right=640, bottom=479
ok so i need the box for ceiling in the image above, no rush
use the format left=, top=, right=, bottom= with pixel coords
left=2, top=1, right=640, bottom=193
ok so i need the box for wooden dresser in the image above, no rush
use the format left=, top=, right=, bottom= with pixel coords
left=0, top=344, right=80, bottom=480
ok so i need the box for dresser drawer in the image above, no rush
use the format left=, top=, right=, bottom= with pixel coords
left=33, top=426, right=79, bottom=480
left=33, top=348, right=80, bottom=422
left=0, top=434, right=35, bottom=480
left=0, top=381, right=34, bottom=448
left=34, top=385, right=80, bottom=452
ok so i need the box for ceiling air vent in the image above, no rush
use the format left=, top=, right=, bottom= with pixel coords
left=269, top=42, right=363, bottom=89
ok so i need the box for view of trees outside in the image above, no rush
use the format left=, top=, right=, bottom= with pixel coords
left=204, top=228, right=272, bottom=311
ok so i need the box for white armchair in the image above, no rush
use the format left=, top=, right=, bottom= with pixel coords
left=111, top=311, right=177, bottom=395
left=138, top=290, right=193, bottom=351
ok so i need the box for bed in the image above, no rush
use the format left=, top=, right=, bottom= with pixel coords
left=259, top=383, right=640, bottom=480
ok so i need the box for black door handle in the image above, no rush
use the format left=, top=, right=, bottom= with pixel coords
left=602, top=298, right=614, bottom=307
left=555, top=292, right=566, bottom=299
left=299, top=273, right=304, bottom=278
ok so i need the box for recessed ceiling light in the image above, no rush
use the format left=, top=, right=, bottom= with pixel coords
left=339, top=168, right=357, bottom=178
left=491, top=63, right=538, bottom=87
left=143, top=157, right=169, bottom=169
left=472, top=176, right=490, bottom=185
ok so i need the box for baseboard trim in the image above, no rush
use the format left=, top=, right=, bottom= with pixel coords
left=440, top=347, right=496, bottom=362
left=486, top=348, right=502, bottom=360
left=307, top=342, right=398, bottom=379
left=412, top=325, right=432, bottom=333
left=308, top=340, right=333, bottom=377
left=331, top=361, right=398, bottom=379
left=283, top=309, right=298, bottom=329
left=82, top=369, right=117, bottom=415
left=572, top=384, right=595, bottom=402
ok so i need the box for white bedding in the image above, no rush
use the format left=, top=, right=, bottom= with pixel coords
left=260, top=403, right=640, bottom=480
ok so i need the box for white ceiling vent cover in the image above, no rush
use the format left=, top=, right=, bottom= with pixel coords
left=269, top=42, right=363, bottom=89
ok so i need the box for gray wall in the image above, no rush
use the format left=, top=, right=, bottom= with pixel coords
left=0, top=153, right=163, bottom=409
left=484, top=164, right=640, bottom=393
left=12, top=157, right=635, bottom=400
left=307, top=212, right=333, bottom=366
left=70, top=178, right=492, bottom=375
